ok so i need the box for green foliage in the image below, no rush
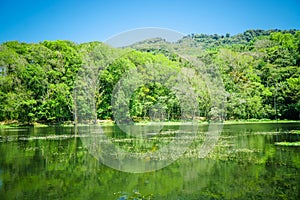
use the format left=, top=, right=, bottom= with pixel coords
left=0, top=41, right=82, bottom=123
left=0, top=29, right=299, bottom=123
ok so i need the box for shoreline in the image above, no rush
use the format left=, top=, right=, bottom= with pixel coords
left=1, top=119, right=300, bottom=129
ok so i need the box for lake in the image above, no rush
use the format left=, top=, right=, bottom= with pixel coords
left=0, top=123, right=299, bottom=199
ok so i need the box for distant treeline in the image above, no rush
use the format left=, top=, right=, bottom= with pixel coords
left=0, top=29, right=299, bottom=123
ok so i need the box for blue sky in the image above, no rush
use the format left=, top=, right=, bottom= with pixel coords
left=0, top=0, right=299, bottom=43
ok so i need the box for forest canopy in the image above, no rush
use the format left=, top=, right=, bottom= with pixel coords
left=0, top=29, right=299, bottom=123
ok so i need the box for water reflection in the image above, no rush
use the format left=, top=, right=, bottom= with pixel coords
left=0, top=123, right=299, bottom=199
left=0, top=169, right=2, bottom=189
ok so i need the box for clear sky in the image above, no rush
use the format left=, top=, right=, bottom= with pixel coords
left=0, top=0, right=299, bottom=43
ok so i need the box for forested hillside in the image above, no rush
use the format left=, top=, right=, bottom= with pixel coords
left=0, top=30, right=299, bottom=123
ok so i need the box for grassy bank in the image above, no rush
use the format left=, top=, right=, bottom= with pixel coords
left=223, top=119, right=300, bottom=124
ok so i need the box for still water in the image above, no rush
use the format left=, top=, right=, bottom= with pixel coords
left=0, top=123, right=299, bottom=199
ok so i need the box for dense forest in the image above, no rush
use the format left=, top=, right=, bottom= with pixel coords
left=0, top=29, right=299, bottom=123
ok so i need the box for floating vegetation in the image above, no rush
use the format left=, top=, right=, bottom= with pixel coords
left=253, top=131, right=281, bottom=135
left=0, top=131, right=263, bottom=163
left=275, top=141, right=300, bottom=146
left=1, top=128, right=29, bottom=132
left=206, top=145, right=262, bottom=164
left=0, top=134, right=91, bottom=142
left=289, top=130, right=300, bottom=134
left=2, top=125, right=298, bottom=164
left=114, top=190, right=153, bottom=200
